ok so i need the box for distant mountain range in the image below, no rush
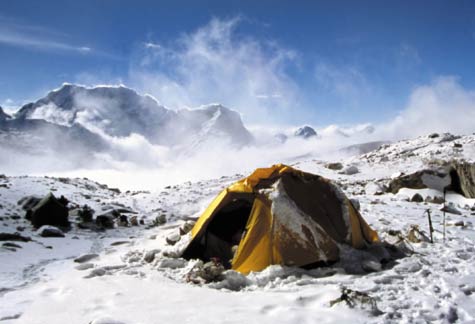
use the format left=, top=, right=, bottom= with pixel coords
left=0, top=84, right=380, bottom=170
left=11, top=84, right=254, bottom=149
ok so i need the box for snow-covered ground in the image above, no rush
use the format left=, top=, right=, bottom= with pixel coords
left=1, top=133, right=475, bottom=323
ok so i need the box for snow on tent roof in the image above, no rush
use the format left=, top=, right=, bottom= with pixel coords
left=182, top=164, right=379, bottom=274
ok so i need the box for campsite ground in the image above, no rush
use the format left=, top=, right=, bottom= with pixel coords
left=1, top=134, right=475, bottom=324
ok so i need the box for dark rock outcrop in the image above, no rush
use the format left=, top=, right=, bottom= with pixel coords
left=388, top=169, right=450, bottom=194
left=450, top=162, right=475, bottom=198
left=26, top=193, right=69, bottom=229
left=294, top=126, right=317, bottom=139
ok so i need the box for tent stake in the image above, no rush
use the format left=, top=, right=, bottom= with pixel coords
left=426, top=209, right=434, bottom=243
left=443, top=188, right=446, bottom=242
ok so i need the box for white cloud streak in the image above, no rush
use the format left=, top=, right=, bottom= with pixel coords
left=129, top=17, right=301, bottom=123
left=0, top=16, right=108, bottom=56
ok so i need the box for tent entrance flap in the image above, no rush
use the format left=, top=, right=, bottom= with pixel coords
left=182, top=198, right=254, bottom=268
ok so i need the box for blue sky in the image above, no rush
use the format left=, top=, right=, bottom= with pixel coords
left=1, top=0, right=474, bottom=126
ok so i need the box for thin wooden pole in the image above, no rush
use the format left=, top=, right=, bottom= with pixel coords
left=443, top=188, right=446, bottom=242
left=426, top=209, right=434, bottom=243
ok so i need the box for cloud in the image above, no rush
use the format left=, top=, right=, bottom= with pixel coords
left=129, top=17, right=301, bottom=123
left=379, top=76, right=475, bottom=139
left=314, top=63, right=371, bottom=106
left=0, top=15, right=115, bottom=57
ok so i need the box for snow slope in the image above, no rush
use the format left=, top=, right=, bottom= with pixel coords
left=1, top=133, right=475, bottom=323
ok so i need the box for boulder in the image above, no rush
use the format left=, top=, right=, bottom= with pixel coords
left=144, top=249, right=161, bottom=263
left=95, top=214, right=115, bottom=229
left=325, top=162, right=344, bottom=171
left=450, top=162, right=475, bottom=198
left=130, top=216, right=139, bottom=226
left=440, top=203, right=462, bottom=215
left=388, top=169, right=450, bottom=194
left=0, top=232, right=31, bottom=242
left=26, top=193, right=69, bottom=228
left=74, top=253, right=99, bottom=263
left=179, top=221, right=195, bottom=235
left=37, top=225, right=65, bottom=238
left=339, top=165, right=359, bottom=175
left=410, top=193, right=424, bottom=203
left=17, top=196, right=41, bottom=211
left=365, top=182, right=385, bottom=195
left=166, top=233, right=181, bottom=245
left=425, top=196, right=445, bottom=204
left=117, top=215, right=128, bottom=227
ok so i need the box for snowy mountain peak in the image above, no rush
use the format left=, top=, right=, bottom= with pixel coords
left=294, top=125, right=317, bottom=139
left=10, top=83, right=253, bottom=148
left=0, top=106, right=10, bottom=121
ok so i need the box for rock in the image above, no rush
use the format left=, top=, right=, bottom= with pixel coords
left=330, top=288, right=383, bottom=316
left=294, top=125, right=317, bottom=139
left=77, top=222, right=105, bottom=231
left=156, top=258, right=187, bottom=269
left=449, top=220, right=465, bottom=227
left=37, top=225, right=65, bottom=238
left=166, top=233, right=181, bottom=245
left=110, top=241, right=130, bottom=246
left=425, top=196, right=445, bottom=204
left=95, top=214, right=115, bottom=229
left=410, top=193, right=424, bottom=202
left=0, top=232, right=30, bottom=242
left=26, top=193, right=70, bottom=228
left=388, top=169, right=450, bottom=194
left=186, top=259, right=226, bottom=284
left=428, top=133, right=439, bottom=138
left=117, top=215, right=128, bottom=227
left=450, top=161, right=475, bottom=198
left=179, top=221, right=195, bottom=235
left=144, top=249, right=161, bottom=263
left=339, top=165, right=359, bottom=175
left=362, top=260, right=382, bottom=272
left=406, top=225, right=430, bottom=243
left=17, top=196, right=41, bottom=211
left=153, top=214, right=167, bottom=226
left=2, top=242, right=22, bottom=249
left=74, top=253, right=99, bottom=263
left=365, top=182, right=385, bottom=195
left=440, top=203, right=462, bottom=215
left=325, top=162, right=343, bottom=171
left=130, top=216, right=139, bottom=226
left=71, top=205, right=94, bottom=223
left=85, top=267, right=107, bottom=278
left=75, top=263, right=95, bottom=271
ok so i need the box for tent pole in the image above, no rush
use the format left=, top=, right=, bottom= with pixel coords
left=426, top=209, right=433, bottom=243
left=443, top=188, right=446, bottom=242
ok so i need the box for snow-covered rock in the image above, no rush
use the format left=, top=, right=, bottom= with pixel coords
left=37, top=225, right=65, bottom=237
left=339, top=165, right=359, bottom=175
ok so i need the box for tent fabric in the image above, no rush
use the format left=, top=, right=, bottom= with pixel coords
left=182, top=164, right=379, bottom=274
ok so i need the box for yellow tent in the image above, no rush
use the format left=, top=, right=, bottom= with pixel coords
left=182, top=164, right=379, bottom=274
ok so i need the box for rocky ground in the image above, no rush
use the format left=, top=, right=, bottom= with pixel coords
left=1, top=133, right=475, bottom=324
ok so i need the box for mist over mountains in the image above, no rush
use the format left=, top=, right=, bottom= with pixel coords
left=0, top=83, right=381, bottom=184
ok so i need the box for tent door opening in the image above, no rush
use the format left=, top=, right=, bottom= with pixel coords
left=183, top=198, right=253, bottom=268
